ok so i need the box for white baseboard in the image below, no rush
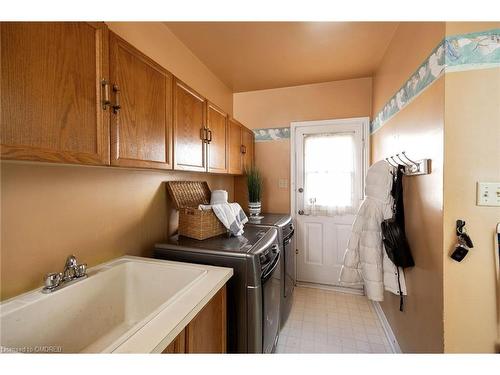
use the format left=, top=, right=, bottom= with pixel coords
left=296, top=281, right=364, bottom=296
left=371, top=301, right=402, bottom=353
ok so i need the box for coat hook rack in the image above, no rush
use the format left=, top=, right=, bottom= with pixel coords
left=385, top=151, right=431, bottom=176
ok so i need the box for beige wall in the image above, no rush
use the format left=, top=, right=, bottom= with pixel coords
left=371, top=22, right=446, bottom=353
left=443, top=68, right=500, bottom=353
left=1, top=22, right=235, bottom=301
left=234, top=77, right=372, bottom=130
left=441, top=21, right=500, bottom=353
left=233, top=78, right=372, bottom=213
left=445, top=22, right=500, bottom=36
left=372, top=80, right=445, bottom=353
left=107, top=22, right=233, bottom=115
left=372, top=22, right=445, bottom=114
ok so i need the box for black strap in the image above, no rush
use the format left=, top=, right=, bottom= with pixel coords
left=396, top=267, right=404, bottom=311
left=393, top=166, right=406, bottom=229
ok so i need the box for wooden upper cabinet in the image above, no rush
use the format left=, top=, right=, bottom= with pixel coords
left=228, top=118, right=243, bottom=175
left=109, top=32, right=173, bottom=169
left=173, top=80, right=207, bottom=172
left=241, top=126, right=255, bottom=172
left=1, top=22, right=249, bottom=176
left=1, top=22, right=110, bottom=165
left=206, top=102, right=228, bottom=174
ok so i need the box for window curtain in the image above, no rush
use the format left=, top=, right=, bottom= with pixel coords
left=303, top=132, right=356, bottom=216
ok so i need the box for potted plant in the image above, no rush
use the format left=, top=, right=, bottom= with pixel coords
left=246, top=166, right=263, bottom=217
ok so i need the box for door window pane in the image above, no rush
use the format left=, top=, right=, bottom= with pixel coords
left=303, top=132, right=355, bottom=216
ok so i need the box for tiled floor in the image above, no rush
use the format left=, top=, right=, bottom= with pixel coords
left=276, top=286, right=393, bottom=353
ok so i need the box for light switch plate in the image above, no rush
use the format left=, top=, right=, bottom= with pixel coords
left=278, top=178, right=289, bottom=189
left=476, top=182, right=500, bottom=206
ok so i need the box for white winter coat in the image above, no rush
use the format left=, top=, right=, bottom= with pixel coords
left=339, top=160, right=407, bottom=301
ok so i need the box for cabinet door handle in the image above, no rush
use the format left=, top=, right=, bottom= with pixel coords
left=241, top=145, right=247, bottom=154
left=112, top=84, right=121, bottom=114
left=200, top=127, right=208, bottom=142
left=207, top=129, right=212, bottom=143
left=101, top=80, right=111, bottom=110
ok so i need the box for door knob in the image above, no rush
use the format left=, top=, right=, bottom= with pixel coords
left=298, top=188, right=304, bottom=193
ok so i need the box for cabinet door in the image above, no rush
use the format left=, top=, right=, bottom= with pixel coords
left=186, top=286, right=227, bottom=353
left=109, top=33, right=173, bottom=169
left=0, top=22, right=110, bottom=165
left=228, top=118, right=243, bottom=175
left=241, top=126, right=255, bottom=172
left=173, top=80, right=207, bottom=172
left=207, top=102, right=228, bottom=174
left=162, top=329, right=186, bottom=354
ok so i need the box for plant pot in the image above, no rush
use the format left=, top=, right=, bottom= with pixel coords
left=248, top=201, right=262, bottom=217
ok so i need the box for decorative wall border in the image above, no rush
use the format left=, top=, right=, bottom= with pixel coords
left=371, top=28, right=500, bottom=133
left=252, top=28, right=500, bottom=140
left=254, top=127, right=290, bottom=142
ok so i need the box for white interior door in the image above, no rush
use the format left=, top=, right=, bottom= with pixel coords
left=291, top=118, right=369, bottom=287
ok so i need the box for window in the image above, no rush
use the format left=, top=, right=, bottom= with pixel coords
left=303, top=132, right=356, bottom=216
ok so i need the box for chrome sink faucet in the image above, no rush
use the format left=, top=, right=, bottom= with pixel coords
left=42, top=255, right=87, bottom=294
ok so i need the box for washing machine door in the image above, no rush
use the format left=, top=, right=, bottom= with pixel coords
left=284, top=229, right=295, bottom=298
left=261, top=245, right=281, bottom=353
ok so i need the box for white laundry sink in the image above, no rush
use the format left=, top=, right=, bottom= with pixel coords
left=0, top=256, right=232, bottom=353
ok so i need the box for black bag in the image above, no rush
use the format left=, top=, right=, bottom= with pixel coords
left=381, top=165, right=415, bottom=311
left=382, top=165, right=414, bottom=268
left=381, top=218, right=414, bottom=268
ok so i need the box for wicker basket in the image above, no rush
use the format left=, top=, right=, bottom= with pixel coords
left=166, top=181, right=227, bottom=240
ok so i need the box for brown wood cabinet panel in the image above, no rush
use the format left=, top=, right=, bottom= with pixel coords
left=162, top=329, right=186, bottom=354
left=173, top=80, right=207, bottom=172
left=207, top=102, right=228, bottom=174
left=242, top=126, right=255, bottom=172
left=0, top=22, right=110, bottom=165
left=109, top=33, right=173, bottom=169
left=186, top=286, right=227, bottom=353
left=228, top=118, right=243, bottom=175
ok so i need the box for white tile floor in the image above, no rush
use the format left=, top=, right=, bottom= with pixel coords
left=276, top=286, right=393, bottom=353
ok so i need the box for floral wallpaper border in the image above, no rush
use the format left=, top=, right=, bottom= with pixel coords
left=254, top=127, right=291, bottom=142
left=370, top=28, right=500, bottom=133
left=252, top=28, right=500, bottom=141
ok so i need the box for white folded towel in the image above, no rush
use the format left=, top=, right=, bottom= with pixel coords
left=198, top=202, right=248, bottom=236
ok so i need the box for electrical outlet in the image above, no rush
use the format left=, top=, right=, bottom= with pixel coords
left=476, top=182, right=500, bottom=206
left=278, top=178, right=289, bottom=189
